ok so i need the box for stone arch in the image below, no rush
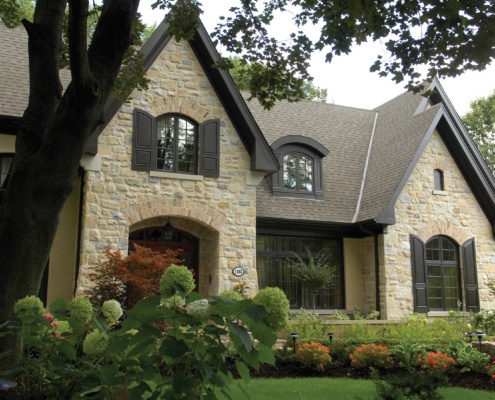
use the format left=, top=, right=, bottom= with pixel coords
left=417, top=222, right=469, bottom=245
left=149, top=98, right=212, bottom=123
left=123, top=199, right=225, bottom=232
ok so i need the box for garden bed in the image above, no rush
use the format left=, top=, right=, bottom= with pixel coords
left=230, top=359, right=495, bottom=392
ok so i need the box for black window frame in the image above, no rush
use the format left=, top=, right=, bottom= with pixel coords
left=0, top=153, right=14, bottom=206
left=425, top=236, right=461, bottom=311
left=411, top=234, right=480, bottom=313
left=256, top=234, right=344, bottom=309
left=132, top=109, right=220, bottom=178
left=156, top=114, right=198, bottom=174
left=271, top=144, right=325, bottom=199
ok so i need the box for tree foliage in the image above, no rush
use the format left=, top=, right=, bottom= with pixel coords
left=462, top=90, right=495, bottom=175
left=227, top=56, right=327, bottom=102
left=86, top=245, right=183, bottom=309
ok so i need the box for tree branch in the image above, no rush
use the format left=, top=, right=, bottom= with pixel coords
left=68, top=0, right=96, bottom=96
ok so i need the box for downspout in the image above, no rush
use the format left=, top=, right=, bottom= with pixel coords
left=360, top=225, right=381, bottom=317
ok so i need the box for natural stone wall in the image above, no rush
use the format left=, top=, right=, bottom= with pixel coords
left=383, top=130, right=495, bottom=319
left=76, top=40, right=260, bottom=297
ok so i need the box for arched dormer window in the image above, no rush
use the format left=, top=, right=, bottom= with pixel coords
left=270, top=136, right=329, bottom=199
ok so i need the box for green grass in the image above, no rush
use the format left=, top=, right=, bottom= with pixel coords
left=218, top=377, right=494, bottom=400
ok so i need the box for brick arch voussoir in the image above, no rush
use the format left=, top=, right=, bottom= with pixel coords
left=417, top=222, right=470, bottom=245
left=123, top=199, right=225, bottom=232
left=149, top=98, right=212, bottom=123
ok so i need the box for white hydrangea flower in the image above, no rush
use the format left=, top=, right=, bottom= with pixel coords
left=161, top=294, right=186, bottom=309
left=101, top=300, right=123, bottom=324
left=186, top=299, right=212, bottom=320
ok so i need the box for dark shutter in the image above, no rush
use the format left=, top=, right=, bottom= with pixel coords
left=411, top=235, right=429, bottom=313
left=462, top=238, right=480, bottom=312
left=199, top=119, right=220, bottom=177
left=132, top=109, right=155, bottom=171
left=84, top=129, right=99, bottom=155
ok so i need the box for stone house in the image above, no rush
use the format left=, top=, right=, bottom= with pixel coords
left=1, top=20, right=495, bottom=320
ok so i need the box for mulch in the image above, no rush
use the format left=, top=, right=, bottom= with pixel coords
left=232, top=359, right=495, bottom=392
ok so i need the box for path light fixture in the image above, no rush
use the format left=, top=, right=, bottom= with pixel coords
left=476, top=332, right=486, bottom=352
left=326, top=332, right=334, bottom=346
left=290, top=332, right=299, bottom=355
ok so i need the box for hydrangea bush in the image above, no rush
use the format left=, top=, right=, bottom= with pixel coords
left=0, top=267, right=280, bottom=399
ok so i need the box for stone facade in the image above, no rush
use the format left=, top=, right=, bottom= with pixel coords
left=381, top=130, right=495, bottom=319
left=76, top=39, right=261, bottom=297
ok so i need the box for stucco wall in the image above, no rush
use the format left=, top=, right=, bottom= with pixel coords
left=344, top=238, right=365, bottom=310
left=383, top=130, right=495, bottom=319
left=0, top=134, right=15, bottom=152
left=76, top=39, right=260, bottom=297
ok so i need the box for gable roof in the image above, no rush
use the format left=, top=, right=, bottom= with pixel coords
left=0, top=21, right=278, bottom=174
left=247, top=80, right=495, bottom=236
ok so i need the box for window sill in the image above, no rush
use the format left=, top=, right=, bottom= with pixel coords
left=427, top=311, right=469, bottom=317
left=150, top=171, right=204, bottom=181
left=432, top=190, right=448, bottom=196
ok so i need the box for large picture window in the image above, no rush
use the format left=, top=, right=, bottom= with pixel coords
left=256, top=235, right=343, bottom=309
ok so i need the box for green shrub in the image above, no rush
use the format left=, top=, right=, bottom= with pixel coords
left=159, top=263, right=196, bottom=298
left=285, top=308, right=326, bottom=339
left=349, top=343, right=394, bottom=369
left=219, top=290, right=244, bottom=301
left=372, top=367, right=448, bottom=400
left=449, top=341, right=490, bottom=373
left=390, top=342, right=426, bottom=368
left=253, top=287, right=290, bottom=332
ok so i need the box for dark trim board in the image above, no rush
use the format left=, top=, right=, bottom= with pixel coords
left=257, top=217, right=386, bottom=238
left=0, top=116, right=21, bottom=135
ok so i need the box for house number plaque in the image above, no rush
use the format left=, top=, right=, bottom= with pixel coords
left=232, top=267, right=245, bottom=277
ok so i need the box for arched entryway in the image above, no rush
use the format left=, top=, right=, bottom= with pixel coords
left=129, top=225, right=200, bottom=287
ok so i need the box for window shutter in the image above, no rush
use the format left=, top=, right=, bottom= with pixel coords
left=411, top=235, right=429, bottom=313
left=462, top=238, right=480, bottom=312
left=132, top=109, right=155, bottom=171
left=199, top=119, right=220, bottom=177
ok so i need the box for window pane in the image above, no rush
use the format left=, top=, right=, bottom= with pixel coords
left=301, top=238, right=319, bottom=253
left=257, top=256, right=276, bottom=289
left=177, top=119, right=195, bottom=173
left=0, top=155, right=13, bottom=205
left=299, top=154, right=313, bottom=192
left=283, top=154, right=297, bottom=189
left=257, top=236, right=276, bottom=252
left=434, top=169, right=444, bottom=191
left=157, top=117, right=175, bottom=171
left=279, top=237, right=297, bottom=253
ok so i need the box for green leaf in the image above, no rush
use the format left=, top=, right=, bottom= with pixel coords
left=248, top=320, right=277, bottom=348
left=100, top=364, right=119, bottom=381
left=57, top=339, right=76, bottom=361
left=235, top=360, right=250, bottom=384
left=125, top=296, right=162, bottom=323
left=257, top=343, right=275, bottom=365
left=49, top=297, right=67, bottom=314
left=159, top=336, right=189, bottom=358
left=227, top=321, right=252, bottom=352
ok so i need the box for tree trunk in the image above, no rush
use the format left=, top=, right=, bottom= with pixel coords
left=0, top=0, right=140, bottom=355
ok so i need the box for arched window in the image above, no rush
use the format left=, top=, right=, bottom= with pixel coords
left=434, top=169, right=444, bottom=191
left=132, top=109, right=220, bottom=177
left=270, top=136, right=328, bottom=199
left=425, top=236, right=460, bottom=310
left=283, top=152, right=313, bottom=192
left=157, top=115, right=197, bottom=174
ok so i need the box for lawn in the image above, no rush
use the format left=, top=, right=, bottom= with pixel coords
left=219, top=377, right=495, bottom=400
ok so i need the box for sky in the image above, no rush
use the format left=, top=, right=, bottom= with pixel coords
left=138, top=0, right=495, bottom=116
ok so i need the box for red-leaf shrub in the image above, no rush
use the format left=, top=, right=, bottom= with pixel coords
left=349, top=343, right=394, bottom=369
left=295, top=341, right=331, bottom=371
left=86, top=245, right=183, bottom=308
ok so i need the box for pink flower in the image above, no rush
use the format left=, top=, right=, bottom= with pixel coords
left=43, top=312, right=54, bottom=323
left=51, top=322, right=59, bottom=327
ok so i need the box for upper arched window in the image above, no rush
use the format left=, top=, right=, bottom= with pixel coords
left=132, top=109, right=220, bottom=178
left=270, top=136, right=328, bottom=199
left=157, top=115, right=197, bottom=174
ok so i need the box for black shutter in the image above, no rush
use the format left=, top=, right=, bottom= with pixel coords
left=199, top=119, right=220, bottom=177
left=132, top=109, right=155, bottom=171
left=411, top=235, right=429, bottom=313
left=462, top=238, right=480, bottom=312
left=84, top=129, right=99, bottom=155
